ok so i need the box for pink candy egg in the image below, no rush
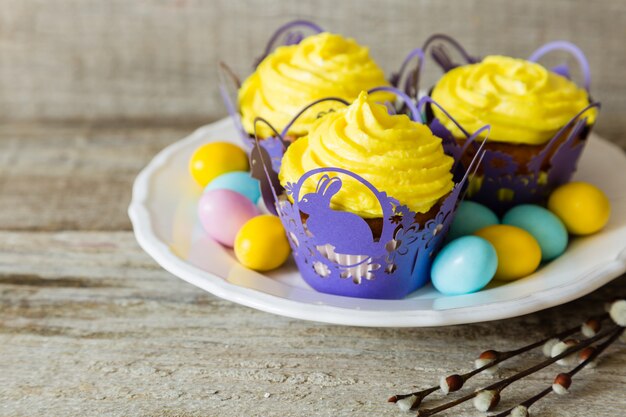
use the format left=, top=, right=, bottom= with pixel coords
left=198, top=189, right=259, bottom=247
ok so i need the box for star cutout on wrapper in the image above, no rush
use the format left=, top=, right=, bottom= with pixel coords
left=284, top=182, right=296, bottom=197
left=389, top=214, right=403, bottom=225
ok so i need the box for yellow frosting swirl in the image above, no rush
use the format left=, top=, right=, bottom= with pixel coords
left=279, top=92, right=455, bottom=218
left=431, top=55, right=596, bottom=145
left=239, top=32, right=394, bottom=138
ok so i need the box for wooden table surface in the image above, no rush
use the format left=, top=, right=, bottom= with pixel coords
left=0, top=123, right=624, bottom=417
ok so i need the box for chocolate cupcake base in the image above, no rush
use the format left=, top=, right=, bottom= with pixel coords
left=426, top=100, right=595, bottom=214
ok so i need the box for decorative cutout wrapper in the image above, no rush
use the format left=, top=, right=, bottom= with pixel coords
left=218, top=20, right=324, bottom=172
left=219, top=20, right=429, bottom=174
left=420, top=37, right=601, bottom=214
left=251, top=88, right=489, bottom=300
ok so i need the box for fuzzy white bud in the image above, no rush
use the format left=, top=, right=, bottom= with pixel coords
left=473, top=390, right=500, bottom=412
left=396, top=395, right=417, bottom=412
left=475, top=350, right=499, bottom=375
left=511, top=405, right=530, bottom=417
left=473, top=358, right=498, bottom=375
left=581, top=319, right=601, bottom=338
left=542, top=338, right=560, bottom=357
left=439, top=374, right=463, bottom=395
left=552, top=373, right=572, bottom=395
left=551, top=340, right=578, bottom=366
left=552, top=382, right=569, bottom=395
left=439, top=376, right=450, bottom=395
left=609, top=300, right=626, bottom=327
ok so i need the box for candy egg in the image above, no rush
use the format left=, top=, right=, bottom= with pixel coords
left=189, top=142, right=249, bottom=187
left=503, top=205, right=568, bottom=261
left=235, top=215, right=291, bottom=271
left=475, top=225, right=541, bottom=281
left=448, top=201, right=499, bottom=241
left=547, top=182, right=611, bottom=235
left=198, top=189, right=259, bottom=247
left=431, top=236, right=498, bottom=295
left=205, top=171, right=261, bottom=203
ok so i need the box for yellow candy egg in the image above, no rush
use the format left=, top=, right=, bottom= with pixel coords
left=189, top=142, right=249, bottom=187
left=547, top=182, right=611, bottom=235
left=234, top=215, right=291, bottom=271
left=475, top=225, right=541, bottom=281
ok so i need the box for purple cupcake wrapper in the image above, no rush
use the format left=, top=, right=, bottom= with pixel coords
left=249, top=96, right=489, bottom=299
left=420, top=35, right=600, bottom=214
left=427, top=107, right=600, bottom=214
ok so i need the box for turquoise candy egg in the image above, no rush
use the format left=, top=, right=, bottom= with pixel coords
left=205, top=171, right=261, bottom=203
left=502, top=204, right=568, bottom=261
left=431, top=236, right=498, bottom=295
left=448, top=201, right=499, bottom=241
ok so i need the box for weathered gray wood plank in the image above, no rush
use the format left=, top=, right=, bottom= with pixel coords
left=0, top=0, right=625, bottom=147
left=0, top=123, right=196, bottom=231
left=0, top=1, right=625, bottom=414
left=0, top=230, right=624, bottom=417
left=0, top=122, right=624, bottom=416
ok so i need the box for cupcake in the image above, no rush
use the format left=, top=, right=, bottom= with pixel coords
left=428, top=52, right=598, bottom=213
left=271, top=91, right=465, bottom=299
left=238, top=31, right=394, bottom=140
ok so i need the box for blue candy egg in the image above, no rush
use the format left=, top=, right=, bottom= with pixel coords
left=448, top=201, right=499, bottom=241
left=431, top=236, right=498, bottom=295
left=204, top=171, right=260, bottom=203
left=502, top=204, right=568, bottom=261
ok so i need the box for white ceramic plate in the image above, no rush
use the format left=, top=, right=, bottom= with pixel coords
left=129, top=118, right=626, bottom=327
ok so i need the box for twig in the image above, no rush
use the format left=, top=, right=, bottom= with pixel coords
left=388, top=313, right=608, bottom=410
left=414, top=324, right=619, bottom=417
left=489, top=326, right=624, bottom=417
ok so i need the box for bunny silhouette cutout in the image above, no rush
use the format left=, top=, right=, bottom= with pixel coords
left=298, top=175, right=377, bottom=255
